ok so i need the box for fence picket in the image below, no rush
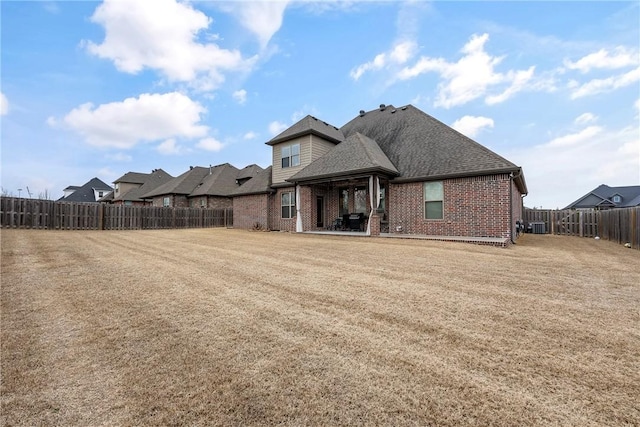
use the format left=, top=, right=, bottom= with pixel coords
left=525, top=207, right=639, bottom=249
left=0, top=197, right=233, bottom=231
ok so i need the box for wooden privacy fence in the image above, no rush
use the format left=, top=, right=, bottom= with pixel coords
left=525, top=207, right=640, bottom=249
left=0, top=197, right=233, bottom=230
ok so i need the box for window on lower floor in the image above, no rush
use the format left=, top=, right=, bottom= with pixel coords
left=339, top=187, right=349, bottom=216
left=200, top=198, right=206, bottom=208
left=355, top=187, right=367, bottom=213
left=163, top=196, right=170, bottom=207
left=424, top=181, right=443, bottom=219
left=281, top=191, right=295, bottom=218
left=378, top=184, right=386, bottom=210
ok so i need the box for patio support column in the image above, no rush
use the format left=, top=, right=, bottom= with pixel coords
left=295, top=184, right=303, bottom=232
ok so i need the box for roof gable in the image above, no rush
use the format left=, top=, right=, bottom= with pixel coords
left=189, top=163, right=241, bottom=197
left=288, top=132, right=399, bottom=183
left=267, top=115, right=345, bottom=146
left=142, top=167, right=210, bottom=198
left=564, top=184, right=640, bottom=209
left=233, top=166, right=273, bottom=196
left=58, top=177, right=113, bottom=203
left=115, top=169, right=174, bottom=202
left=340, top=105, right=522, bottom=185
left=237, top=164, right=264, bottom=181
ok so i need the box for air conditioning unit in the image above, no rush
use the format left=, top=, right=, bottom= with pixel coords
left=530, top=222, right=546, bottom=234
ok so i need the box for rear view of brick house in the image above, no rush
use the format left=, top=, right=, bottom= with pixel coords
left=232, top=104, right=527, bottom=244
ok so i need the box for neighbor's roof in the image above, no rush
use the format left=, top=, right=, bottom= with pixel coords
left=189, top=163, right=241, bottom=197
left=114, top=169, right=174, bottom=202
left=563, top=184, right=640, bottom=209
left=142, top=167, right=211, bottom=198
left=233, top=166, right=273, bottom=196
left=266, top=115, right=345, bottom=146
left=114, top=171, right=149, bottom=184
left=341, top=104, right=527, bottom=193
left=288, top=132, right=399, bottom=183
left=58, top=177, right=113, bottom=203
left=236, top=164, right=264, bottom=181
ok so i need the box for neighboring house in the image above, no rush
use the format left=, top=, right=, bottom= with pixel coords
left=563, top=184, right=640, bottom=210
left=58, top=177, right=113, bottom=203
left=233, top=104, right=528, bottom=242
left=109, top=169, right=174, bottom=206
left=141, top=163, right=252, bottom=208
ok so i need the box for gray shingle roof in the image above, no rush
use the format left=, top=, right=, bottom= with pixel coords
left=114, top=169, right=174, bottom=202
left=288, top=132, right=399, bottom=183
left=58, top=177, right=113, bottom=203
left=236, top=164, right=264, bottom=181
left=114, top=172, right=149, bottom=184
left=233, top=166, right=273, bottom=196
left=142, top=167, right=211, bottom=198
left=341, top=105, right=526, bottom=192
left=267, top=115, right=345, bottom=146
left=189, top=163, right=240, bottom=197
left=564, top=184, right=640, bottom=209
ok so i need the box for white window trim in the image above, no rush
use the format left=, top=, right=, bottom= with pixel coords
left=281, top=143, right=300, bottom=169
left=424, top=181, right=444, bottom=220
left=281, top=191, right=296, bottom=219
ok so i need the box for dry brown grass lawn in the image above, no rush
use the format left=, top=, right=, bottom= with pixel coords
left=1, top=229, right=639, bottom=426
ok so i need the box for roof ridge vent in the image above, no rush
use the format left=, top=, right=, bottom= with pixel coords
left=359, top=110, right=365, bottom=116
left=401, top=106, right=407, bottom=110
left=379, top=104, right=386, bottom=111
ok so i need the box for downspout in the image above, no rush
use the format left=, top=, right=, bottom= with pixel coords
left=509, top=172, right=515, bottom=244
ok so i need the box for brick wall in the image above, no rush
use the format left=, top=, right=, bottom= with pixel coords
left=389, top=174, right=515, bottom=239
left=270, top=187, right=297, bottom=232
left=150, top=194, right=189, bottom=207
left=188, top=196, right=233, bottom=209
left=233, top=194, right=270, bottom=230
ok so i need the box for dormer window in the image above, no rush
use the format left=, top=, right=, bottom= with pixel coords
left=281, top=143, right=300, bottom=168
left=612, top=195, right=621, bottom=203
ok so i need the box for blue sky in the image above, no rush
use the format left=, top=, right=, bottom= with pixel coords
left=1, top=0, right=638, bottom=208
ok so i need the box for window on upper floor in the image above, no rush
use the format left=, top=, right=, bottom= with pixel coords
left=424, top=181, right=444, bottom=220
left=281, top=191, right=296, bottom=218
left=612, top=195, right=622, bottom=203
left=281, top=143, right=300, bottom=168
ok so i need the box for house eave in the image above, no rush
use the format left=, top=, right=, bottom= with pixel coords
left=390, top=167, right=528, bottom=194
left=265, top=129, right=343, bottom=146
left=288, top=167, right=400, bottom=185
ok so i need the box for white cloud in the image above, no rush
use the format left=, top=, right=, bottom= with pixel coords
left=157, top=138, right=184, bottom=155
left=233, top=89, right=247, bottom=105
left=485, top=67, right=535, bottom=105
left=243, top=131, right=258, bottom=140
left=219, top=1, right=290, bottom=49
left=570, top=67, right=640, bottom=99
left=397, top=33, right=542, bottom=108
left=546, top=126, right=603, bottom=147
left=1, top=92, right=8, bottom=115
left=106, top=153, right=132, bottom=162
left=508, top=125, right=639, bottom=209
left=55, top=92, right=209, bottom=149
left=564, top=47, right=639, bottom=73
left=451, top=115, right=494, bottom=138
left=269, top=121, right=288, bottom=136
left=85, top=0, right=256, bottom=91
left=574, top=113, right=597, bottom=125
left=196, top=137, right=224, bottom=152
left=350, top=40, right=417, bottom=81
